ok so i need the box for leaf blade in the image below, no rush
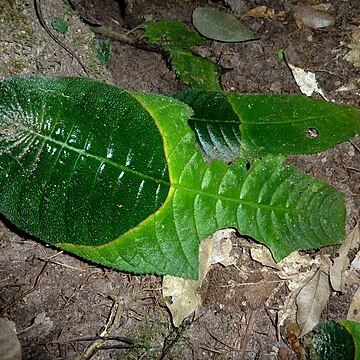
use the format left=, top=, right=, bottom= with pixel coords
left=192, top=7, right=256, bottom=42
left=170, top=90, right=360, bottom=160
left=0, top=77, right=349, bottom=278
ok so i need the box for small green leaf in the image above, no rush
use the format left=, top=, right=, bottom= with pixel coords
left=141, top=19, right=205, bottom=48
left=277, top=48, right=285, bottom=60
left=51, top=17, right=69, bottom=34
left=168, top=47, right=221, bottom=90
left=141, top=19, right=220, bottom=90
left=91, top=39, right=112, bottom=65
left=192, top=7, right=256, bottom=42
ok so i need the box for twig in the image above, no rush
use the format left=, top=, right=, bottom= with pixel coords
left=0, top=261, right=49, bottom=316
left=159, top=325, right=187, bottom=360
left=238, top=310, right=256, bottom=360
left=350, top=140, right=360, bottom=153
left=33, top=0, right=90, bottom=76
left=76, top=298, right=128, bottom=359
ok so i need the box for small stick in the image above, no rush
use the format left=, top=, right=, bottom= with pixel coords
left=33, top=0, right=90, bottom=76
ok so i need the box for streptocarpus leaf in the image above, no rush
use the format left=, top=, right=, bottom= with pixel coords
left=171, top=90, right=360, bottom=161
left=0, top=76, right=346, bottom=278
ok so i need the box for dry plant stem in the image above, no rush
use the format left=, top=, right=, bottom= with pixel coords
left=350, top=140, right=360, bottom=153
left=239, top=310, right=256, bottom=360
left=0, top=261, right=49, bottom=316
left=159, top=326, right=187, bottom=360
left=33, top=0, right=90, bottom=76
left=89, top=25, right=133, bottom=43
left=76, top=298, right=125, bottom=360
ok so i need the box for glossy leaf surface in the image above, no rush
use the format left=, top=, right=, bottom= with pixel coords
left=305, top=320, right=360, bottom=360
left=171, top=90, right=360, bottom=161
left=0, top=76, right=348, bottom=278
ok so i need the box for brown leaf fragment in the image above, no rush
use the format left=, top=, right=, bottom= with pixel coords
left=243, top=6, right=285, bottom=20
left=347, top=287, right=360, bottom=322
left=344, top=28, right=360, bottom=68
left=163, top=229, right=234, bottom=327
left=296, top=268, right=330, bottom=337
left=351, top=15, right=360, bottom=25
left=286, top=323, right=303, bottom=357
left=330, top=224, right=360, bottom=292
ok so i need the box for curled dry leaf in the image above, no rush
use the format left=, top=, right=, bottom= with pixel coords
left=250, top=246, right=281, bottom=270
left=287, top=63, right=327, bottom=99
left=243, top=6, right=285, bottom=20
left=292, top=5, right=335, bottom=29
left=330, top=224, right=359, bottom=292
left=296, top=268, right=331, bottom=337
left=163, top=229, right=234, bottom=327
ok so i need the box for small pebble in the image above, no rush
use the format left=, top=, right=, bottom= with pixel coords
left=293, top=5, right=335, bottom=29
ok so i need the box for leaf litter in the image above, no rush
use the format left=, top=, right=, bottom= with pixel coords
left=163, top=229, right=235, bottom=327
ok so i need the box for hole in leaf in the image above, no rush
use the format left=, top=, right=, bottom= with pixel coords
left=306, top=128, right=319, bottom=138
left=245, top=160, right=251, bottom=171
left=165, top=296, right=173, bottom=305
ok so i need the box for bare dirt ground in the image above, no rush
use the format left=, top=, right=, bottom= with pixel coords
left=0, top=0, right=359, bottom=359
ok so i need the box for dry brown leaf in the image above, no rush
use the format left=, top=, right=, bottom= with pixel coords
left=347, top=287, right=360, bottom=322
left=250, top=245, right=281, bottom=270
left=162, top=229, right=234, bottom=327
left=296, top=268, right=330, bottom=337
left=344, top=28, right=360, bottom=68
left=330, top=224, right=359, bottom=292
left=351, top=15, right=360, bottom=25
left=243, top=6, right=285, bottom=20
left=277, top=267, right=317, bottom=336
left=287, top=63, right=327, bottom=99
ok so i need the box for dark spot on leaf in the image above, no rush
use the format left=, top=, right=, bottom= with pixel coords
left=306, top=128, right=319, bottom=138
left=246, top=160, right=251, bottom=171
left=165, top=296, right=173, bottom=305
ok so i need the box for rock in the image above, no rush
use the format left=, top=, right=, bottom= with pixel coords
left=293, top=5, right=335, bottom=29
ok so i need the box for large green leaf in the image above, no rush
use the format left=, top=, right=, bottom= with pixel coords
left=0, top=76, right=347, bottom=278
left=171, top=90, right=360, bottom=161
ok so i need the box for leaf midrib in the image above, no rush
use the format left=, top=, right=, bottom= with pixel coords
left=29, top=130, right=171, bottom=186
left=190, top=114, right=333, bottom=125
left=26, top=129, right=324, bottom=216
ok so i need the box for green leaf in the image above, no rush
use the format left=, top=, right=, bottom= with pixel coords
left=0, top=76, right=347, bottom=278
left=192, top=7, right=256, bottom=42
left=91, top=39, right=112, bottom=65
left=141, top=19, right=205, bottom=48
left=141, top=19, right=220, bottom=90
left=171, top=90, right=360, bottom=161
left=51, top=17, right=69, bottom=34
left=304, top=320, right=360, bottom=360
left=168, top=48, right=221, bottom=90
